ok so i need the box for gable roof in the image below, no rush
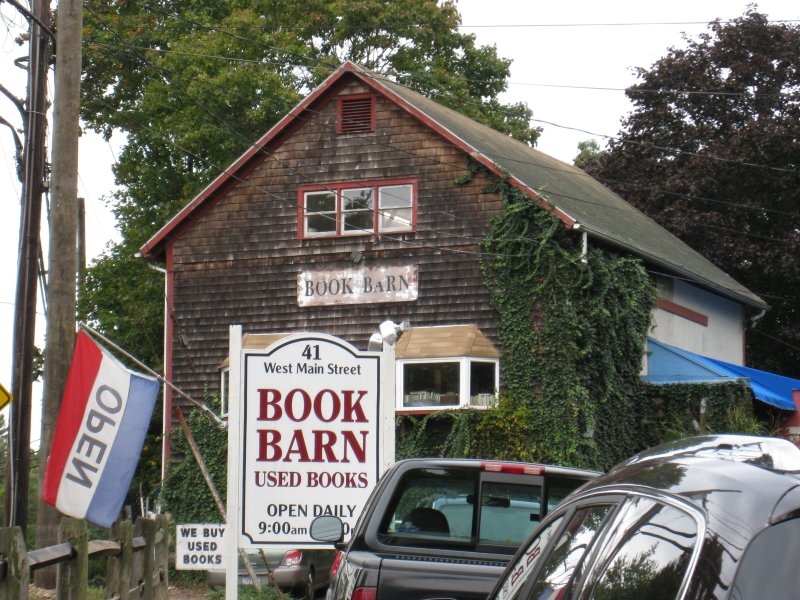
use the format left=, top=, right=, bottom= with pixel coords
left=140, top=61, right=766, bottom=310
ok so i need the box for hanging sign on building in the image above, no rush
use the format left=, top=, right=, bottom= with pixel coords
left=297, top=265, right=418, bottom=307
left=237, top=334, right=382, bottom=546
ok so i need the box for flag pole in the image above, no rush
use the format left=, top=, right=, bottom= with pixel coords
left=78, top=322, right=225, bottom=426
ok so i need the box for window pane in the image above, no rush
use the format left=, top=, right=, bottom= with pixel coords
left=590, top=498, right=698, bottom=600
left=378, top=468, right=477, bottom=547
left=470, top=361, right=496, bottom=407
left=732, top=518, right=800, bottom=598
left=379, top=185, right=412, bottom=208
left=343, top=209, right=373, bottom=233
left=342, top=187, right=373, bottom=211
left=480, top=482, right=542, bottom=545
left=530, top=505, right=614, bottom=599
left=403, top=362, right=460, bottom=407
left=306, top=212, right=336, bottom=234
left=546, top=476, right=587, bottom=513
left=496, top=515, right=565, bottom=600
left=380, top=207, right=412, bottom=231
left=306, top=191, right=335, bottom=212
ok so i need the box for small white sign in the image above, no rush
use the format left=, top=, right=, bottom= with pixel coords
left=239, top=334, right=381, bottom=545
left=175, top=523, right=226, bottom=570
left=297, top=265, right=418, bottom=306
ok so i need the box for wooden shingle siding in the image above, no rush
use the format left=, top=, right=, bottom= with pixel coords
left=167, top=81, right=503, bottom=408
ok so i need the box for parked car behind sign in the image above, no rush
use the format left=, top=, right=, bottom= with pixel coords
left=488, top=434, right=800, bottom=600
left=207, top=546, right=335, bottom=600
left=310, top=458, right=599, bottom=600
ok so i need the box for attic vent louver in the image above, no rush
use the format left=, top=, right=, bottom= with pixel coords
left=338, top=95, right=374, bottom=134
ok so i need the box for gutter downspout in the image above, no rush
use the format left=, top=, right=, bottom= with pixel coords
left=574, top=224, right=588, bottom=265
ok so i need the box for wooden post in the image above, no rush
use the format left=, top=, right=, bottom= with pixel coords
left=153, top=514, right=170, bottom=600
left=138, top=517, right=156, bottom=600
left=57, top=518, right=87, bottom=600
left=131, top=520, right=145, bottom=600
left=107, top=518, right=133, bottom=600
left=0, top=526, right=29, bottom=599
left=36, top=0, right=83, bottom=584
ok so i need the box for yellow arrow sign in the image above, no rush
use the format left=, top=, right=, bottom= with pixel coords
left=0, top=383, right=12, bottom=411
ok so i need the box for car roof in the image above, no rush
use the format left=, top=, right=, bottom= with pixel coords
left=576, top=435, right=800, bottom=529
left=391, top=457, right=601, bottom=479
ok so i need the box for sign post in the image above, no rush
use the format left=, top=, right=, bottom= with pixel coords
left=225, top=325, right=243, bottom=600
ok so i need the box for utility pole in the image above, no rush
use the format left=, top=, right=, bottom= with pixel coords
left=35, top=0, right=83, bottom=586
left=5, top=0, right=51, bottom=534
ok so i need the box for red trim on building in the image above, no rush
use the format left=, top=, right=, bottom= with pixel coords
left=298, top=178, right=417, bottom=239
left=163, top=248, right=175, bottom=462
left=656, top=298, right=709, bottom=326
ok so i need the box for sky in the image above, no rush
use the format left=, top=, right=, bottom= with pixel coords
left=0, top=0, right=797, bottom=446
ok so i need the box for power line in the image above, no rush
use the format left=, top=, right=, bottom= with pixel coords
left=83, top=28, right=799, bottom=251
left=459, top=19, right=800, bottom=28
left=82, top=33, right=800, bottom=177
left=84, top=10, right=797, bottom=299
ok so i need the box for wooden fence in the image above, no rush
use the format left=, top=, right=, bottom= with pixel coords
left=0, top=514, right=170, bottom=599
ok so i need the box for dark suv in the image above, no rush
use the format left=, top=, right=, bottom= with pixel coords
left=489, top=434, right=800, bottom=600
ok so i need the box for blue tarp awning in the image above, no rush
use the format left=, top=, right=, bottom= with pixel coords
left=643, top=338, right=799, bottom=411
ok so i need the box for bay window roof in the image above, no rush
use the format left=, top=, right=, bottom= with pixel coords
left=395, top=325, right=499, bottom=360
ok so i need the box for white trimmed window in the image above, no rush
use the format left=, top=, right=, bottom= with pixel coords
left=301, top=180, right=416, bottom=238
left=394, top=325, right=501, bottom=412
left=397, top=357, right=499, bottom=410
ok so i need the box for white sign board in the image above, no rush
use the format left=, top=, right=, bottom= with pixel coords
left=175, top=523, right=226, bottom=570
left=297, top=265, right=418, bottom=307
left=238, top=334, right=381, bottom=545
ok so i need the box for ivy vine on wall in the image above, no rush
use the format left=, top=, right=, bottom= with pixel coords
left=478, top=178, right=657, bottom=469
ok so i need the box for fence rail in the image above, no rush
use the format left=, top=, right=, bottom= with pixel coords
left=0, top=514, right=170, bottom=599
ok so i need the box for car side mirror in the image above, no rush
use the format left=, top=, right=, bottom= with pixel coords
left=310, top=515, right=344, bottom=543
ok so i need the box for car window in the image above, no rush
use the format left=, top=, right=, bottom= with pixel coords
left=479, top=481, right=543, bottom=545
left=546, top=476, right=588, bottom=512
left=376, top=465, right=590, bottom=552
left=584, top=496, right=699, bottom=600
left=528, top=504, right=614, bottom=599
left=378, top=468, right=478, bottom=545
left=495, top=514, right=565, bottom=600
left=730, top=517, right=800, bottom=599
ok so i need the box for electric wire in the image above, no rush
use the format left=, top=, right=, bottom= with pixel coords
left=81, top=38, right=800, bottom=229
left=84, top=36, right=800, bottom=177
left=83, top=7, right=798, bottom=306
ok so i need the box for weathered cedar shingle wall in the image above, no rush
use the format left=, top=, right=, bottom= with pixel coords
left=168, top=80, right=503, bottom=405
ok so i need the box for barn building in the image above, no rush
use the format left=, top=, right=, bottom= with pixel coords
left=140, top=62, right=796, bottom=463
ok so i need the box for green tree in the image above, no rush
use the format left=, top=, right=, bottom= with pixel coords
left=585, top=10, right=800, bottom=377
left=573, top=139, right=603, bottom=170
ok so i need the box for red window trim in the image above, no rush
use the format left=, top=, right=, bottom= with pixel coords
left=336, top=93, right=375, bottom=134
left=656, top=298, right=709, bottom=327
left=298, top=178, right=418, bottom=239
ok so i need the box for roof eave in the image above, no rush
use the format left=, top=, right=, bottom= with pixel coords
left=139, top=64, right=360, bottom=261
left=582, top=226, right=768, bottom=310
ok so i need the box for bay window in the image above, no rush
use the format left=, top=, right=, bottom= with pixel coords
left=395, top=325, right=500, bottom=411
left=397, top=357, right=499, bottom=410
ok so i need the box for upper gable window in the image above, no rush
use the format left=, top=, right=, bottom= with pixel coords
left=337, top=94, right=375, bottom=134
left=300, top=179, right=416, bottom=238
